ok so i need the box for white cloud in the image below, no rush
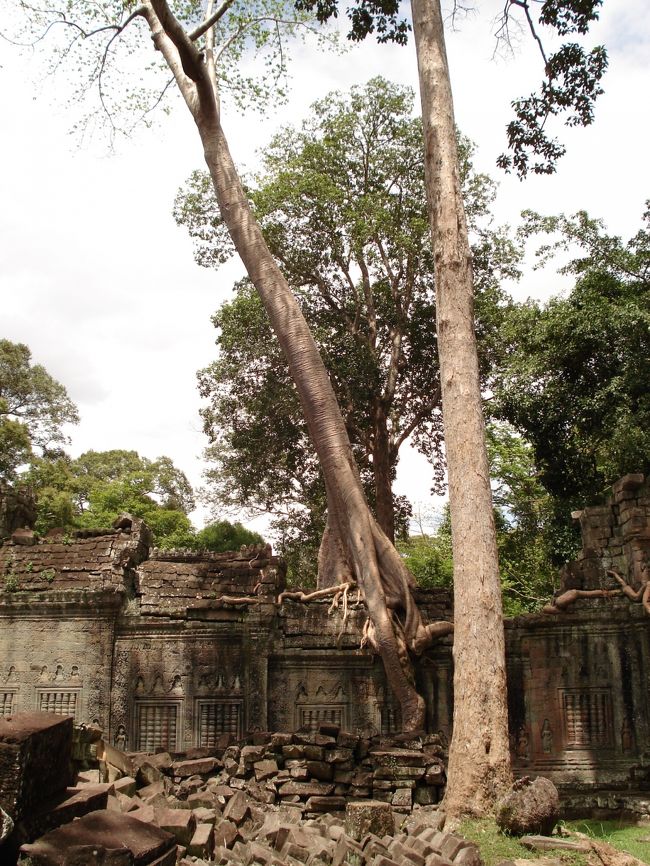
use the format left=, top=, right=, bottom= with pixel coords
left=1, top=0, right=648, bottom=532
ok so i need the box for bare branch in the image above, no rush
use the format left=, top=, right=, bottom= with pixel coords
left=189, top=0, right=236, bottom=41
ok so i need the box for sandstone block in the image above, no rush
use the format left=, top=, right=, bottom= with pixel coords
left=439, top=835, right=465, bottom=861
left=392, top=788, right=412, bottom=810
left=306, top=760, right=334, bottom=781
left=389, top=839, right=425, bottom=866
left=453, top=844, right=482, bottom=866
left=172, top=757, right=219, bottom=778
left=304, top=795, right=347, bottom=812
left=114, top=776, right=137, bottom=798
left=188, top=822, right=215, bottom=859
left=345, top=800, right=394, bottom=842
left=19, top=808, right=176, bottom=866
left=370, top=749, right=425, bottom=768
left=279, top=781, right=335, bottom=798
left=294, top=732, right=337, bottom=748
left=214, top=818, right=238, bottom=848
left=0, top=712, right=74, bottom=821
left=223, top=790, right=250, bottom=825
left=157, top=807, right=197, bottom=846
left=192, top=806, right=217, bottom=824
left=254, top=759, right=279, bottom=782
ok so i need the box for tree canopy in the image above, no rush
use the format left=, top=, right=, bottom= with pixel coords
left=23, top=448, right=196, bottom=544
left=493, top=204, right=650, bottom=552
left=0, top=340, right=79, bottom=483
left=176, top=77, right=519, bottom=559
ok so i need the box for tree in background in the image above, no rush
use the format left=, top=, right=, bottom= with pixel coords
left=0, top=340, right=79, bottom=483
left=24, top=449, right=197, bottom=546
left=493, top=204, right=650, bottom=560
left=194, top=520, right=264, bottom=552
left=176, top=78, right=518, bottom=564
left=294, top=0, right=610, bottom=814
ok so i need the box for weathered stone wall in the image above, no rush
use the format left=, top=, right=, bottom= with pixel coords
left=1, top=475, right=649, bottom=794
left=564, top=472, right=649, bottom=591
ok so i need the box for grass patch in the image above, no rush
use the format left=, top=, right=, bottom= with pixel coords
left=564, top=819, right=650, bottom=863
left=457, top=818, right=589, bottom=866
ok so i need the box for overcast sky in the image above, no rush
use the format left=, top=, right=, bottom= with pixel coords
left=1, top=0, right=648, bottom=532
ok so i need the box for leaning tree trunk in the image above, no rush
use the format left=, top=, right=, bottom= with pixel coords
left=411, top=0, right=512, bottom=815
left=372, top=405, right=396, bottom=543
left=143, top=0, right=452, bottom=733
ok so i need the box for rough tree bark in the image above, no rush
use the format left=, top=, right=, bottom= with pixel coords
left=141, top=0, right=451, bottom=732
left=410, top=0, right=512, bottom=814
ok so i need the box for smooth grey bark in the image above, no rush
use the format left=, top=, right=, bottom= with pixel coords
left=410, top=0, right=512, bottom=815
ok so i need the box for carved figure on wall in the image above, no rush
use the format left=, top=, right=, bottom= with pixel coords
left=71, top=666, right=80, bottom=681
left=621, top=717, right=634, bottom=752
left=152, top=674, right=164, bottom=695
left=296, top=682, right=308, bottom=701
left=135, top=676, right=145, bottom=694
left=54, top=664, right=65, bottom=682
left=6, top=666, right=17, bottom=684
left=515, top=725, right=529, bottom=760
left=541, top=718, right=553, bottom=754
left=170, top=675, right=184, bottom=695
left=114, top=724, right=127, bottom=751
left=39, top=666, right=49, bottom=682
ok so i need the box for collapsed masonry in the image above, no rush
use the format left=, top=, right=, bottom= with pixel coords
left=1, top=474, right=649, bottom=800
left=0, top=711, right=482, bottom=866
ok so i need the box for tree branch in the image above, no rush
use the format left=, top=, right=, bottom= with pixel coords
left=189, top=0, right=236, bottom=41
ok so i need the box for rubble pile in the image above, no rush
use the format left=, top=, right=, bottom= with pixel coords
left=0, top=712, right=477, bottom=865
left=96, top=726, right=448, bottom=818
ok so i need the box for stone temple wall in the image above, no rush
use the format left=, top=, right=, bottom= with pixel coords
left=1, top=474, right=649, bottom=793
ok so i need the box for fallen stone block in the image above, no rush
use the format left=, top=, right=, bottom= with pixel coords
left=13, top=782, right=113, bottom=852
left=279, top=781, right=335, bottom=799
left=0, top=713, right=74, bottom=823
left=414, top=787, right=439, bottom=807
left=326, top=749, right=354, bottom=765
left=453, top=844, right=482, bottom=866
left=215, top=818, right=239, bottom=848
left=345, top=800, right=394, bottom=842
left=114, top=776, right=138, bottom=798
left=331, top=835, right=364, bottom=866
left=138, top=761, right=166, bottom=788
left=188, top=822, right=215, bottom=859
left=129, top=803, right=157, bottom=826
left=138, top=780, right=167, bottom=802
left=305, top=796, right=347, bottom=813
left=241, top=746, right=267, bottom=765
left=19, top=809, right=176, bottom=866
left=172, top=758, right=219, bottom=779
left=192, top=806, right=218, bottom=824
left=223, top=790, right=251, bottom=825
left=389, top=839, right=425, bottom=866
left=370, top=750, right=425, bottom=768
left=392, top=788, right=412, bottom=810
left=294, top=733, right=337, bottom=749
left=156, top=808, right=196, bottom=846
left=439, top=836, right=465, bottom=861
left=116, top=792, right=138, bottom=813
left=254, top=759, right=279, bottom=782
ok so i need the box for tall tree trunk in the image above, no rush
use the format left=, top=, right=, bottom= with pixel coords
left=143, top=0, right=452, bottom=734
left=410, top=0, right=512, bottom=815
left=373, top=405, right=395, bottom=543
